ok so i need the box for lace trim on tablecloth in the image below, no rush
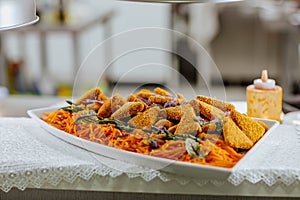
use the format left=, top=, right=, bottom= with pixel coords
left=0, top=118, right=225, bottom=193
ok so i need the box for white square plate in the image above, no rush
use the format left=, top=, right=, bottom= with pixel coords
left=27, top=106, right=278, bottom=180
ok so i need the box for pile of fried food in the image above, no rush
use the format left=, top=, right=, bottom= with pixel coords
left=41, top=87, right=269, bottom=168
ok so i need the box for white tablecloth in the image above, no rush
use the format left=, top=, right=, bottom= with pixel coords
left=0, top=117, right=300, bottom=194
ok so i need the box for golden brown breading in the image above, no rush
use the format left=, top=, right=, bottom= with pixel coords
left=157, top=108, right=167, bottom=119
left=75, top=88, right=103, bottom=105
left=258, top=121, right=269, bottom=132
left=197, top=132, right=207, bottom=140
left=222, top=117, right=254, bottom=149
left=196, top=95, right=235, bottom=112
left=154, top=119, right=174, bottom=129
left=180, top=104, right=195, bottom=123
left=86, top=102, right=102, bottom=112
left=230, top=110, right=266, bottom=143
left=128, top=106, right=161, bottom=128
left=111, top=102, right=144, bottom=120
left=127, top=94, right=144, bottom=104
left=126, top=94, right=136, bottom=102
left=135, top=89, right=154, bottom=99
left=137, top=88, right=152, bottom=93
left=154, top=87, right=172, bottom=97
left=174, top=104, right=201, bottom=135
left=188, top=99, right=201, bottom=115
left=201, top=123, right=217, bottom=133
left=164, top=106, right=183, bottom=121
left=99, top=93, right=108, bottom=101
left=189, top=99, right=225, bottom=120
left=148, top=95, right=173, bottom=105
left=97, top=99, right=112, bottom=118
left=126, top=94, right=150, bottom=109
left=168, top=124, right=178, bottom=133
left=175, top=122, right=201, bottom=135
left=111, top=93, right=126, bottom=112
left=201, top=133, right=220, bottom=141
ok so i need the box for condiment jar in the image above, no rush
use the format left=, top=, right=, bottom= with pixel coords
left=246, top=70, right=282, bottom=121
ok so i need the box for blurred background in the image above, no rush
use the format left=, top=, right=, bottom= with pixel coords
left=1, top=0, right=300, bottom=116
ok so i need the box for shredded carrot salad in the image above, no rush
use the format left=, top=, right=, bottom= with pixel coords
left=41, top=109, right=244, bottom=168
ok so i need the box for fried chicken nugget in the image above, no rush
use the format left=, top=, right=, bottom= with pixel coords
left=135, top=89, right=154, bottom=99
left=97, top=99, right=112, bottom=118
left=127, top=94, right=150, bottom=109
left=86, top=93, right=108, bottom=112
left=222, top=116, right=254, bottom=149
left=148, top=95, right=173, bottom=105
left=111, top=102, right=144, bottom=120
left=189, top=99, right=225, bottom=120
left=127, top=94, right=141, bottom=102
left=201, top=123, right=217, bottom=133
left=174, top=104, right=201, bottom=135
left=75, top=87, right=104, bottom=105
left=175, top=118, right=201, bottom=135
left=164, top=106, right=183, bottom=121
left=230, top=110, right=266, bottom=143
left=258, top=121, right=269, bottom=132
left=154, top=87, right=172, bottom=97
left=128, top=106, right=161, bottom=128
left=154, top=119, right=174, bottom=129
left=111, top=93, right=126, bottom=112
left=196, top=95, right=235, bottom=112
left=86, top=103, right=102, bottom=112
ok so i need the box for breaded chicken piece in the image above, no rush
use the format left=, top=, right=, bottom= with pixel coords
left=164, top=106, right=183, bottom=121
left=148, top=95, right=173, bottom=105
left=75, top=88, right=103, bottom=105
left=99, top=93, right=108, bottom=101
left=154, top=119, right=174, bottom=129
left=76, top=88, right=107, bottom=112
left=230, top=110, right=266, bottom=143
left=111, top=102, right=144, bottom=120
left=127, top=94, right=150, bottom=109
left=258, top=121, right=269, bottom=132
left=154, top=87, right=172, bottom=97
left=196, top=95, right=235, bottom=112
left=156, top=109, right=167, bottom=122
left=97, top=99, right=112, bottom=118
left=127, top=94, right=146, bottom=103
left=126, top=94, right=136, bottom=102
left=135, top=89, right=154, bottom=99
left=174, top=104, right=201, bottom=135
left=189, top=99, right=225, bottom=120
left=111, top=93, right=126, bottom=112
left=86, top=102, right=102, bottom=112
left=178, top=104, right=196, bottom=123
left=202, top=123, right=217, bottom=133
left=128, top=106, right=161, bottom=128
left=222, top=117, right=254, bottom=149
left=175, top=121, right=201, bottom=135
left=139, top=88, right=151, bottom=93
